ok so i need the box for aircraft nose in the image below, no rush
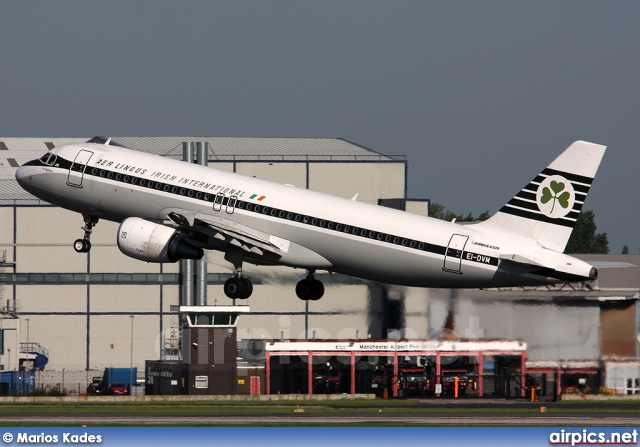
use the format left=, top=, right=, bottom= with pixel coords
left=15, top=160, right=41, bottom=192
left=15, top=164, right=29, bottom=186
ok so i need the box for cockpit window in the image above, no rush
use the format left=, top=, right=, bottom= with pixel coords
left=39, top=153, right=57, bottom=166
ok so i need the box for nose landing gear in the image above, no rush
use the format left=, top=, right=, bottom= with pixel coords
left=74, top=214, right=99, bottom=253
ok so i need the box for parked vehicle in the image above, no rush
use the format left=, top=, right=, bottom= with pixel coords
left=313, top=365, right=341, bottom=394
left=86, top=376, right=106, bottom=395
left=106, top=382, right=129, bottom=396
left=399, top=367, right=428, bottom=397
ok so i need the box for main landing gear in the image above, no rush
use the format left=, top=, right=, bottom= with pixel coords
left=224, top=276, right=253, bottom=300
left=223, top=249, right=253, bottom=299
left=295, top=270, right=324, bottom=301
left=74, top=214, right=99, bottom=253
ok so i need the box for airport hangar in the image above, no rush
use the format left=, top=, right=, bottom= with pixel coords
left=0, top=136, right=638, bottom=397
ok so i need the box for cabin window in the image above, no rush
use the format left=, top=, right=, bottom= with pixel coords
left=99, top=170, right=105, bottom=178
left=295, top=214, right=301, bottom=222
left=401, top=239, right=408, bottom=246
left=131, top=177, right=138, bottom=185
left=179, top=188, right=185, bottom=195
left=287, top=213, right=293, bottom=220
left=107, top=172, right=114, bottom=179
left=311, top=218, right=318, bottom=225
left=336, top=224, right=342, bottom=231
left=385, top=235, right=392, bottom=242
left=319, top=220, right=326, bottom=228
left=262, top=207, right=269, bottom=214
left=344, top=226, right=350, bottom=233
left=410, top=241, right=416, bottom=248
left=171, top=186, right=177, bottom=193
left=203, top=194, right=210, bottom=201
left=327, top=222, right=334, bottom=229
left=270, top=208, right=277, bottom=216
left=418, top=243, right=425, bottom=250
left=163, top=185, right=170, bottom=192
left=254, top=205, right=261, bottom=213
left=377, top=233, right=384, bottom=241
left=303, top=216, right=310, bottom=224
left=279, top=211, right=285, bottom=218
left=187, top=189, right=193, bottom=197
left=123, top=176, right=129, bottom=183
left=393, top=237, right=400, bottom=244
left=115, top=174, right=122, bottom=181
left=91, top=168, right=97, bottom=175
left=246, top=203, right=252, bottom=211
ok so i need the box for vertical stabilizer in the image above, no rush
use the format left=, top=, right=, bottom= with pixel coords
left=476, top=141, right=606, bottom=252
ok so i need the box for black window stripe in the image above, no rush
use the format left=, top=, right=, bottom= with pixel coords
left=73, top=157, right=498, bottom=265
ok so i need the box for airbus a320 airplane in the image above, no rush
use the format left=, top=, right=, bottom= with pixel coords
left=15, top=139, right=605, bottom=301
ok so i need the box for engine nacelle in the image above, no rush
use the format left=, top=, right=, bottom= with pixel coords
left=117, top=217, right=204, bottom=263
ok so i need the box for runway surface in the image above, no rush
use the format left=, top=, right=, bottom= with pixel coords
left=2, top=414, right=639, bottom=426
left=2, top=400, right=640, bottom=426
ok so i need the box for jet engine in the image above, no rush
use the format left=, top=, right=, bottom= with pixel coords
left=117, top=217, right=203, bottom=263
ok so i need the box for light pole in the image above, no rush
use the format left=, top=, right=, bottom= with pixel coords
left=25, top=318, right=30, bottom=347
left=129, top=315, right=134, bottom=394
left=7, top=348, right=10, bottom=371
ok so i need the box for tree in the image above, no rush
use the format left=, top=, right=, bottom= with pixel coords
left=621, top=246, right=629, bottom=254
left=430, top=204, right=608, bottom=254
left=564, top=210, right=609, bottom=254
left=429, top=202, right=490, bottom=223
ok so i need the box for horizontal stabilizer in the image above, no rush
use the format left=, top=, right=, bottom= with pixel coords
left=499, top=254, right=544, bottom=267
left=587, top=261, right=637, bottom=269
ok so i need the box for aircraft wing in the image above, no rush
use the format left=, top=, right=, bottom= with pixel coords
left=163, top=210, right=332, bottom=269
left=195, top=212, right=281, bottom=257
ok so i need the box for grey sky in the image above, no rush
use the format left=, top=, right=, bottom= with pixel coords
left=1, top=1, right=638, bottom=252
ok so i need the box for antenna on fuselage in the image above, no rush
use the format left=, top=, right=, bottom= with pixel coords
left=105, top=138, right=112, bottom=145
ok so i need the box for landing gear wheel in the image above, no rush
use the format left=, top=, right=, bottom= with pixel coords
left=74, top=214, right=99, bottom=254
left=296, top=279, right=324, bottom=301
left=223, top=248, right=253, bottom=299
left=240, top=278, right=253, bottom=299
left=295, top=279, right=311, bottom=300
left=310, top=279, right=324, bottom=301
left=224, top=278, right=244, bottom=299
left=74, top=239, right=91, bottom=253
left=224, top=277, right=252, bottom=299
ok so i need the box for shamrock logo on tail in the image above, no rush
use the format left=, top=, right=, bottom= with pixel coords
left=540, top=180, right=570, bottom=214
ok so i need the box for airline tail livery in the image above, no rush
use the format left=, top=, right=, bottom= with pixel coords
left=16, top=140, right=605, bottom=300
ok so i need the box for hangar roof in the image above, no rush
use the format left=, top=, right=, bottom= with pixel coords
left=93, top=136, right=399, bottom=162
left=0, top=136, right=403, bottom=202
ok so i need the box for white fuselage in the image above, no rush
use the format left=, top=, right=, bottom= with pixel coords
left=15, top=142, right=596, bottom=288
